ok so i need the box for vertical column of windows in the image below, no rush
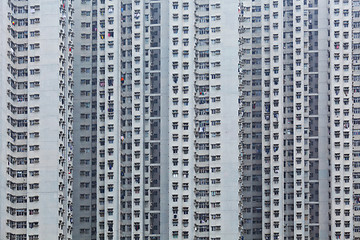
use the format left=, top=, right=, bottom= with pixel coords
left=261, top=1, right=274, bottom=239
left=169, top=1, right=193, bottom=239
left=74, top=0, right=97, bottom=238
left=291, top=2, right=310, bottom=239
left=305, top=1, right=323, bottom=240
left=240, top=0, right=263, bottom=238
left=148, top=1, right=162, bottom=240
left=193, top=1, right=212, bottom=240
left=131, top=0, right=147, bottom=239
left=353, top=3, right=360, bottom=239
left=60, top=0, right=74, bottom=239
left=262, top=1, right=286, bottom=239
left=120, top=1, right=133, bottom=239
left=329, top=1, right=353, bottom=239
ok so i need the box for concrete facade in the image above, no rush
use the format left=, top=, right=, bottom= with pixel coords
left=0, top=0, right=74, bottom=239
left=72, top=0, right=242, bottom=240
left=240, top=0, right=360, bottom=239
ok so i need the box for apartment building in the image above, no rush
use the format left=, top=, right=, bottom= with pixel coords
left=167, top=1, right=242, bottom=240
left=73, top=0, right=242, bottom=240
left=0, top=0, right=74, bottom=240
left=73, top=0, right=121, bottom=239
left=8, top=0, right=360, bottom=239
left=240, top=0, right=360, bottom=239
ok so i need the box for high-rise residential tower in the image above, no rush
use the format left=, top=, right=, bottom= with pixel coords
left=8, top=0, right=360, bottom=240
left=73, top=0, right=121, bottom=239
left=240, top=0, right=360, bottom=239
left=73, top=0, right=242, bottom=240
left=0, top=0, right=74, bottom=240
